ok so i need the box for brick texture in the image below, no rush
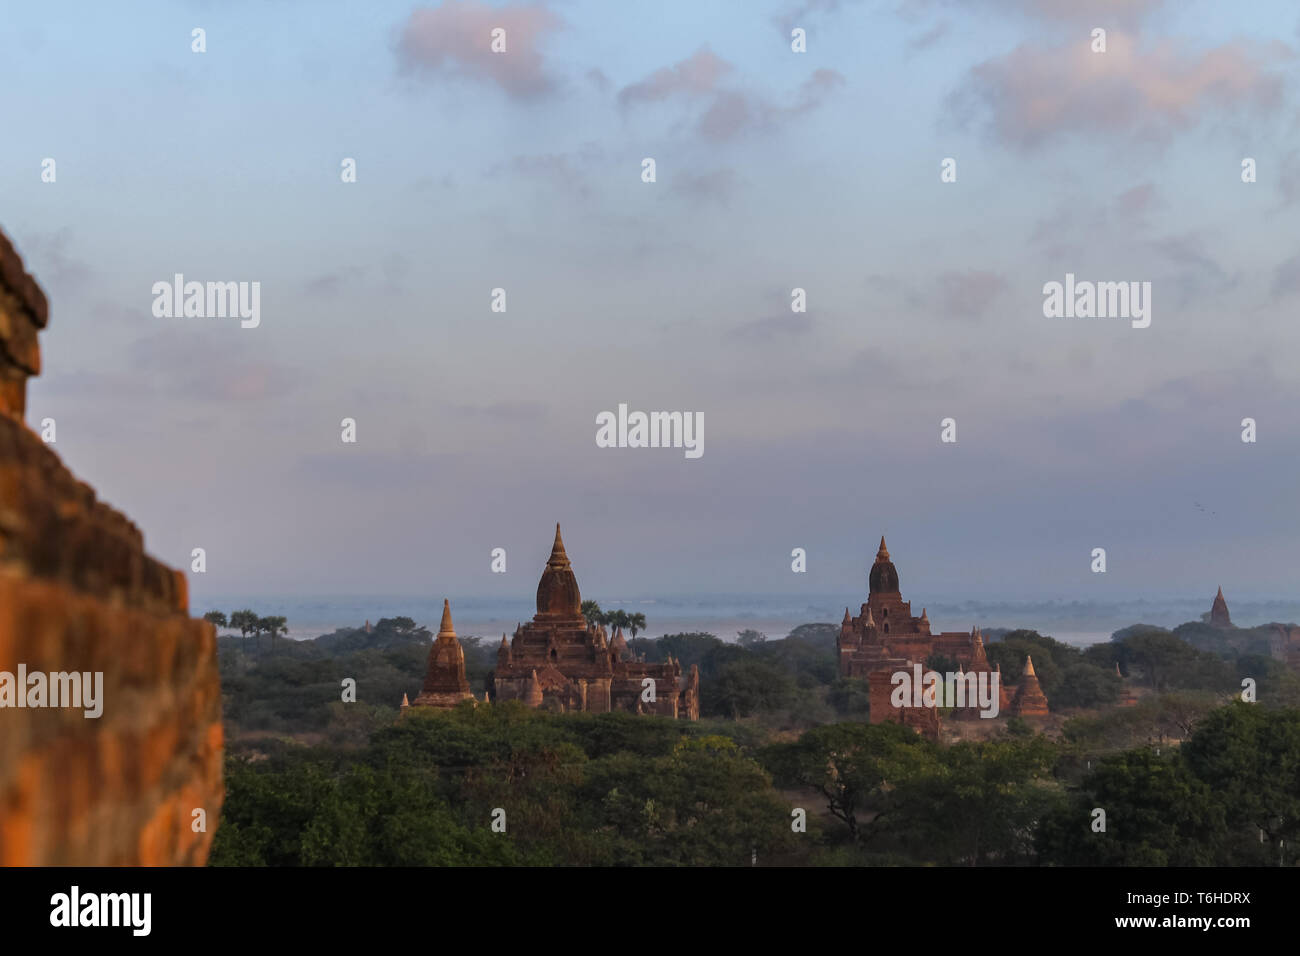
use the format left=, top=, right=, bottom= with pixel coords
left=0, top=230, right=222, bottom=865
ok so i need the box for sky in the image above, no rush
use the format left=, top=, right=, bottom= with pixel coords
left=3, top=0, right=1300, bottom=610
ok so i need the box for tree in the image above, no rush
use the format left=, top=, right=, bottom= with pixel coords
left=891, top=737, right=1060, bottom=865
left=1119, top=631, right=1234, bottom=693
left=580, top=601, right=604, bottom=628
left=1181, top=703, right=1300, bottom=863
left=1036, top=749, right=1225, bottom=866
left=229, top=609, right=258, bottom=650
left=261, top=616, right=288, bottom=655
left=703, top=655, right=796, bottom=718
left=606, top=609, right=630, bottom=635
left=737, top=629, right=767, bottom=648
left=762, top=722, right=941, bottom=845
left=204, top=610, right=228, bottom=634
left=627, top=612, right=647, bottom=640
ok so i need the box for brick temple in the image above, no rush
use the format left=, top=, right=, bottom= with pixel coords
left=0, top=229, right=221, bottom=864
left=489, top=525, right=699, bottom=718
left=1210, top=586, right=1232, bottom=628
left=837, top=537, right=1049, bottom=736
left=408, top=599, right=477, bottom=709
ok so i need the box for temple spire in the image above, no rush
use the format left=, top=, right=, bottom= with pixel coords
left=877, top=535, right=889, bottom=559
left=438, top=598, right=455, bottom=638
left=549, top=523, right=570, bottom=566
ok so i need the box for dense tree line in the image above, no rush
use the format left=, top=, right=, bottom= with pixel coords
left=212, top=614, right=1300, bottom=865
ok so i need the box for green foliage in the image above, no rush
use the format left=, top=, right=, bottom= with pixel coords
left=1180, top=703, right=1300, bottom=863
left=1036, top=749, right=1224, bottom=866
left=827, top=678, right=871, bottom=718
left=1116, top=630, right=1235, bottom=694
left=987, top=630, right=1126, bottom=711
left=761, top=721, right=941, bottom=844
left=580, top=600, right=603, bottom=628
left=889, top=737, right=1062, bottom=865
left=701, top=649, right=797, bottom=718
left=213, top=704, right=790, bottom=866
left=1040, top=703, right=1300, bottom=866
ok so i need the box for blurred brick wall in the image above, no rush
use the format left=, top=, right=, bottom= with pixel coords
left=0, top=230, right=222, bottom=865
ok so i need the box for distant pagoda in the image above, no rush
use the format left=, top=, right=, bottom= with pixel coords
left=409, top=599, right=475, bottom=709
left=1210, top=587, right=1232, bottom=628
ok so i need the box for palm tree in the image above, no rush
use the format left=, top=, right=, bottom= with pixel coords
left=627, top=612, right=647, bottom=639
left=229, top=609, right=257, bottom=651
left=606, top=609, right=630, bottom=634
left=261, top=616, right=288, bottom=654
left=203, top=610, right=228, bottom=635
left=581, top=600, right=604, bottom=628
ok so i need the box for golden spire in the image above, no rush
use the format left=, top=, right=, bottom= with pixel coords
left=438, top=599, right=456, bottom=638
left=1024, top=654, right=1037, bottom=677
left=877, top=535, right=889, bottom=559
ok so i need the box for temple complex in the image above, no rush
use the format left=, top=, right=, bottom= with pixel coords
left=1210, top=587, right=1232, bottom=628
left=838, top=537, right=1049, bottom=736
left=408, top=599, right=476, bottom=709
left=490, top=525, right=700, bottom=719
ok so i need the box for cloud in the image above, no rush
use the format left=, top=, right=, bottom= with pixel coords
left=934, top=270, right=1010, bottom=318
left=669, top=168, right=738, bottom=206
left=619, top=48, right=842, bottom=141
left=618, top=48, right=732, bottom=107
left=396, top=1, right=563, bottom=100
left=955, top=33, right=1288, bottom=149
left=728, top=312, right=815, bottom=343
left=900, top=0, right=1164, bottom=26
left=988, top=0, right=1165, bottom=23
left=772, top=0, right=863, bottom=34
left=870, top=270, right=1009, bottom=320
left=908, top=21, right=950, bottom=52
left=1030, top=182, right=1160, bottom=257
left=487, top=144, right=603, bottom=199
left=1270, top=253, right=1300, bottom=300
left=1276, top=150, right=1300, bottom=207
left=125, top=331, right=299, bottom=403
left=303, top=265, right=366, bottom=298
left=1148, top=233, right=1238, bottom=307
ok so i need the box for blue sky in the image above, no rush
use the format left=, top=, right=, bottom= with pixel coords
left=3, top=0, right=1300, bottom=606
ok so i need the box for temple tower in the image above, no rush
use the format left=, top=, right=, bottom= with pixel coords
left=1210, top=587, right=1232, bottom=628
left=1010, top=654, right=1050, bottom=718
left=411, top=599, right=474, bottom=708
